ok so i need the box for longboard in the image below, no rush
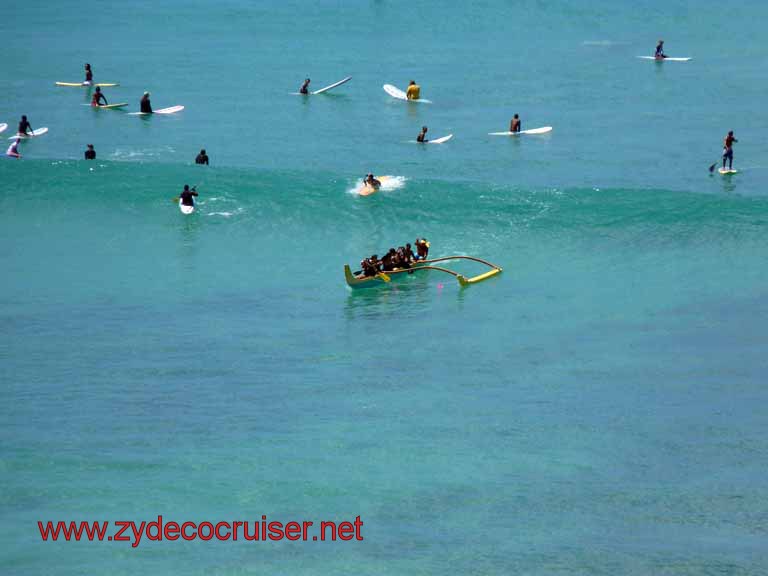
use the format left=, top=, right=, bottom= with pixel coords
left=93, top=103, right=128, bottom=110
left=417, top=134, right=453, bottom=144
left=128, top=106, right=185, bottom=116
left=312, top=76, right=352, bottom=94
left=56, top=81, right=120, bottom=87
left=179, top=198, right=195, bottom=214
left=0, top=123, right=6, bottom=134
left=489, top=126, right=553, bottom=136
left=357, top=175, right=393, bottom=197
left=718, top=168, right=738, bottom=175
left=637, top=56, right=691, bottom=62
left=383, top=84, right=432, bottom=104
left=8, top=127, right=48, bottom=139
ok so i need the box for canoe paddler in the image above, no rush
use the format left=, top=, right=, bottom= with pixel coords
left=364, top=174, right=381, bottom=189
left=140, top=91, right=152, bottom=114
left=84, top=63, right=93, bottom=85
left=406, top=80, right=421, bottom=100
left=299, top=78, right=310, bottom=94
left=415, top=238, right=430, bottom=260
left=180, top=184, right=198, bottom=208
left=6, top=138, right=21, bottom=159
left=91, top=86, right=108, bottom=107
left=655, top=40, right=666, bottom=59
left=722, top=130, right=737, bottom=170
left=417, top=126, right=429, bottom=143
left=17, top=115, right=33, bottom=137
left=510, top=114, right=521, bottom=133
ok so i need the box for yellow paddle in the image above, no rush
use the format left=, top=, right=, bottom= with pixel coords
left=377, top=272, right=391, bottom=282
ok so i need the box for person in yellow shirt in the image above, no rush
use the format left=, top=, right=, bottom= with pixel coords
left=406, top=80, right=420, bottom=100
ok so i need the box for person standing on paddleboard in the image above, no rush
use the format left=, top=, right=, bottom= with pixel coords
left=299, top=78, right=310, bottom=94
left=91, top=86, right=108, bottom=107
left=17, top=115, right=33, bottom=137
left=84, top=144, right=96, bottom=160
left=180, top=185, right=198, bottom=207
left=84, top=63, right=93, bottom=85
left=510, top=114, right=521, bottom=133
left=406, top=80, right=421, bottom=100
left=140, top=92, right=152, bottom=114
left=6, top=138, right=21, bottom=159
left=655, top=40, right=666, bottom=59
left=722, top=131, right=737, bottom=170
left=417, top=126, right=429, bottom=142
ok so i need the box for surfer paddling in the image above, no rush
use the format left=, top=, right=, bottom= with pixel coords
left=417, top=126, right=429, bottom=143
left=722, top=130, right=737, bottom=171
left=299, top=78, right=311, bottom=95
left=655, top=40, right=666, bottom=59
left=6, top=138, right=21, bottom=159
left=406, top=80, right=421, bottom=100
left=17, top=115, right=33, bottom=137
left=91, top=86, right=108, bottom=107
left=180, top=185, right=198, bottom=208
left=510, top=114, right=521, bottom=133
left=140, top=92, right=152, bottom=114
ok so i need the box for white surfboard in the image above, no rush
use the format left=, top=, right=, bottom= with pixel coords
left=638, top=56, right=692, bottom=62
left=383, top=84, right=432, bottom=104
left=718, top=168, right=738, bottom=175
left=129, top=105, right=185, bottom=116
left=93, top=103, right=128, bottom=110
left=0, top=123, right=7, bottom=134
left=489, top=126, right=553, bottom=136
left=312, top=76, right=352, bottom=94
left=420, top=134, right=453, bottom=144
left=179, top=198, right=195, bottom=214
left=9, top=127, right=48, bottom=139
left=56, top=81, right=120, bottom=87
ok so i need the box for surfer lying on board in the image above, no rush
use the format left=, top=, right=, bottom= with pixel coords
left=406, top=80, right=421, bottom=100
left=17, top=115, right=33, bottom=137
left=6, top=138, right=21, bottom=159
left=510, top=114, right=521, bottom=133
left=299, top=79, right=310, bottom=94
left=180, top=185, right=198, bottom=207
left=655, top=40, right=666, bottom=59
left=140, top=92, right=152, bottom=114
left=722, top=131, right=737, bottom=170
left=364, top=174, right=381, bottom=189
left=417, top=126, right=429, bottom=142
left=84, top=63, right=93, bottom=85
left=91, top=86, right=108, bottom=106
left=84, top=144, right=96, bottom=160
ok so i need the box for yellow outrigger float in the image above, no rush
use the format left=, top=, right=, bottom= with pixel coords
left=344, top=256, right=503, bottom=289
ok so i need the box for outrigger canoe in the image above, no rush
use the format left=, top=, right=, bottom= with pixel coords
left=345, top=255, right=502, bottom=289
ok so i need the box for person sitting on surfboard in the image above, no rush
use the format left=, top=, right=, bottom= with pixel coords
left=84, top=63, right=93, bottom=85
left=195, top=149, right=209, bottom=165
left=417, top=126, right=429, bottom=143
left=180, top=185, right=198, bottom=207
left=140, top=92, right=152, bottom=114
left=17, top=115, right=33, bottom=137
left=6, top=138, right=21, bottom=159
left=364, top=174, right=381, bottom=189
left=406, top=80, right=420, bottom=100
left=84, top=144, right=96, bottom=160
left=655, top=40, right=666, bottom=59
left=91, top=86, right=108, bottom=107
left=299, top=78, right=310, bottom=95
left=722, top=131, right=737, bottom=170
left=510, top=114, right=521, bottom=133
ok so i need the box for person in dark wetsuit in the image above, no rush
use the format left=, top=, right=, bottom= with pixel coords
left=195, top=149, right=209, bottom=165
left=140, top=92, right=152, bottom=114
left=655, top=40, right=666, bottom=59
left=299, top=78, right=310, bottom=94
left=417, top=126, right=428, bottom=143
left=722, top=130, right=737, bottom=170
left=510, top=114, right=521, bottom=133
left=180, top=185, right=198, bottom=207
left=17, top=115, right=33, bottom=136
left=91, top=86, right=108, bottom=107
left=84, top=63, right=93, bottom=85
left=84, top=144, right=96, bottom=160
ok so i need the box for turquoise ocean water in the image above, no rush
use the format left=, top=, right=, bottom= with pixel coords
left=2, top=1, right=767, bottom=574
